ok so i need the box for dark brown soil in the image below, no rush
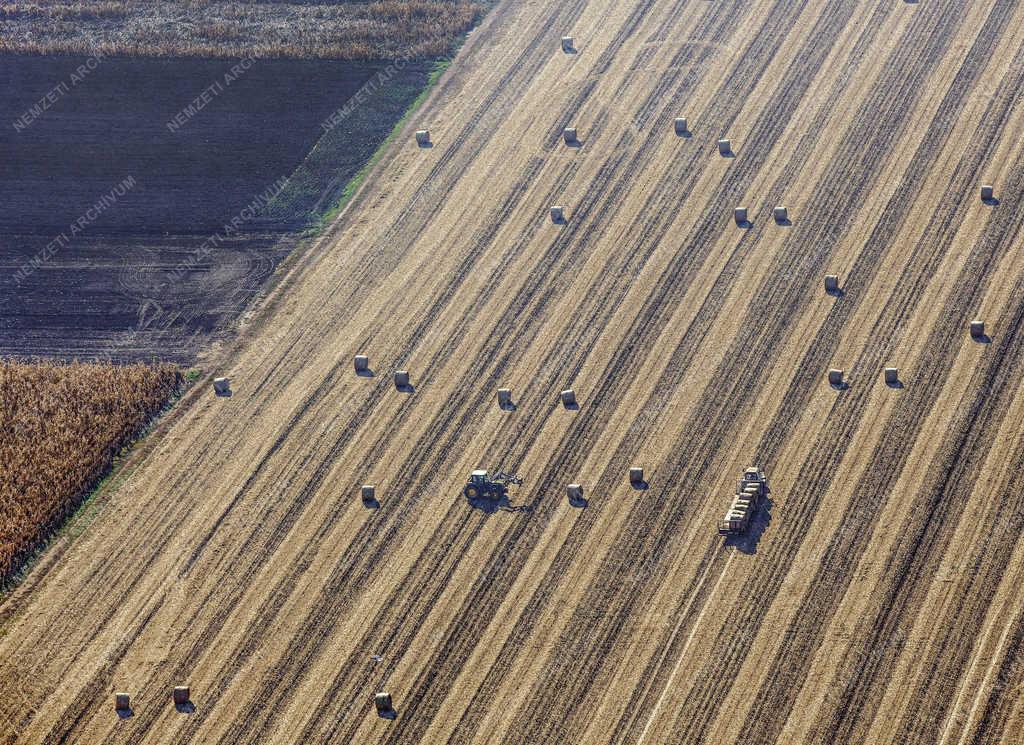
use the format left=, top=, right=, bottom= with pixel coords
left=0, top=53, right=433, bottom=361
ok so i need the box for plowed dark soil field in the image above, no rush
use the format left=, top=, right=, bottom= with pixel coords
left=0, top=54, right=432, bottom=360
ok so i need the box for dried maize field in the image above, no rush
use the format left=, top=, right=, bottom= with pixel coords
left=0, top=361, right=181, bottom=583
left=2, top=0, right=1024, bottom=742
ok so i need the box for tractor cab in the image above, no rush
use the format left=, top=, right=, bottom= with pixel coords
left=464, top=468, right=522, bottom=501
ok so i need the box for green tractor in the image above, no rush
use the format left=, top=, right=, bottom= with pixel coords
left=463, top=469, right=523, bottom=500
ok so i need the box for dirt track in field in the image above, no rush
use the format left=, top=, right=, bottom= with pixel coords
left=2, top=0, right=1024, bottom=742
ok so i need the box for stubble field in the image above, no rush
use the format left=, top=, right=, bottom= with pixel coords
left=1, top=0, right=1023, bottom=743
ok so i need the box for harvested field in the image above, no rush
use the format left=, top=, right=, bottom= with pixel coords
left=2, top=0, right=1024, bottom=743
left=0, top=0, right=482, bottom=60
left=0, top=360, right=181, bottom=583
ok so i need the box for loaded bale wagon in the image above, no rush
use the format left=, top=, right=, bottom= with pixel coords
left=718, top=466, right=767, bottom=536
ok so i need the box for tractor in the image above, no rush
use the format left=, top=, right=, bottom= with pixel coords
left=463, top=469, right=522, bottom=500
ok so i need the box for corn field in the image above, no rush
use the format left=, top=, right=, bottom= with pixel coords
left=0, top=360, right=181, bottom=582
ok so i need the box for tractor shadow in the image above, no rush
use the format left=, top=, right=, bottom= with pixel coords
left=724, top=491, right=772, bottom=555
left=466, top=494, right=533, bottom=514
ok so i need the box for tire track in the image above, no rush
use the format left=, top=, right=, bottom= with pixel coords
left=190, top=0, right=712, bottom=736
left=608, top=5, right=898, bottom=737
left=655, top=3, right=997, bottom=740
left=383, top=0, right=854, bottom=740
left=495, top=0, right=923, bottom=740
left=292, top=2, right=770, bottom=740
left=292, top=5, right=757, bottom=740
left=705, top=14, right=1024, bottom=742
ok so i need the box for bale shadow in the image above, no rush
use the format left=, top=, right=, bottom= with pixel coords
left=499, top=401, right=517, bottom=411
left=774, top=217, right=792, bottom=227
left=356, top=368, right=375, bottom=378
left=362, top=497, right=380, bottom=510
left=552, top=216, right=568, bottom=225
left=630, top=480, right=649, bottom=491
left=725, top=492, right=772, bottom=555
left=736, top=219, right=752, bottom=229
left=886, top=378, right=905, bottom=389
left=569, top=495, right=588, bottom=509
left=417, top=141, right=433, bottom=149
left=396, top=384, right=415, bottom=394
left=972, top=334, right=992, bottom=344
left=378, top=709, right=397, bottom=720
left=175, top=701, right=196, bottom=714
left=215, top=389, right=232, bottom=397
left=565, top=139, right=582, bottom=149
left=982, top=197, right=1000, bottom=205
left=563, top=401, right=580, bottom=411
left=830, top=381, right=850, bottom=391
left=116, top=709, right=133, bottom=719
left=720, top=150, right=736, bottom=158
left=826, top=287, right=845, bottom=297
left=675, top=129, right=692, bottom=138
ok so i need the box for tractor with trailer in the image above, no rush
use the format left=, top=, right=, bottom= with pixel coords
left=718, top=466, right=767, bottom=536
left=464, top=469, right=523, bottom=501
